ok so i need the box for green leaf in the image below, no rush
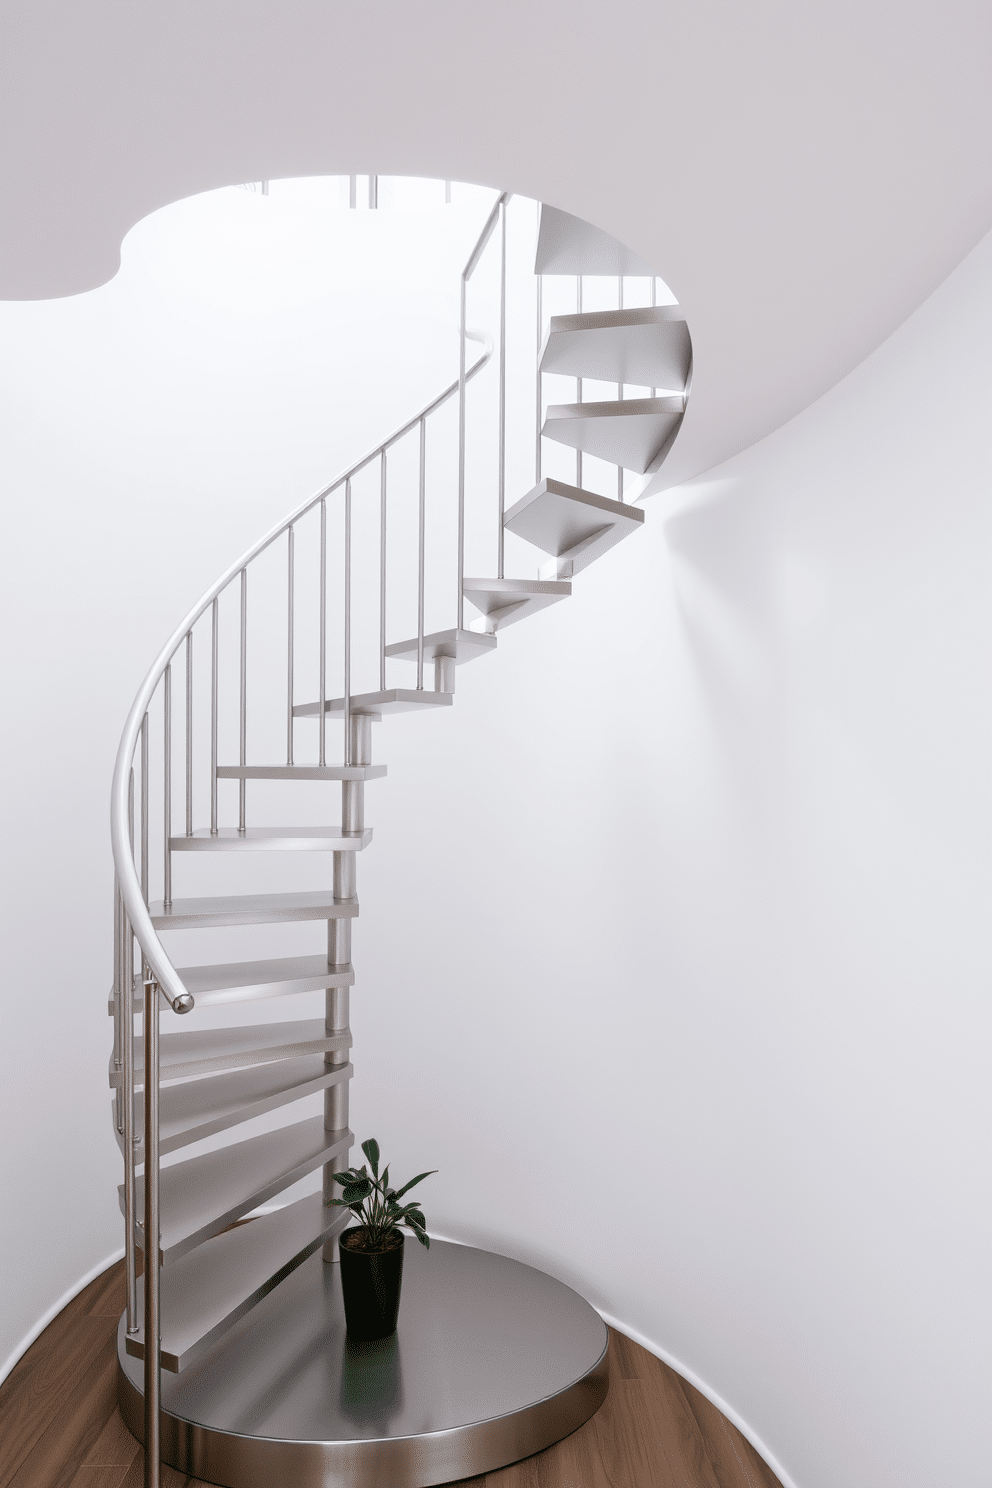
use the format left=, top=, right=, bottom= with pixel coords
left=341, top=1178, right=373, bottom=1203
left=393, top=1170, right=437, bottom=1201
left=361, top=1138, right=380, bottom=1178
left=381, top=1166, right=389, bottom=1192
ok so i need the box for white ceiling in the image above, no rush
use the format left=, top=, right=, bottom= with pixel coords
left=2, top=0, right=989, bottom=487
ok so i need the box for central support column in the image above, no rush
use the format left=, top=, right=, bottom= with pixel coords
left=323, top=712, right=371, bottom=1261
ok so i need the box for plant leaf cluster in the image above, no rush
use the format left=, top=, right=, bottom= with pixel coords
left=331, top=1137, right=436, bottom=1250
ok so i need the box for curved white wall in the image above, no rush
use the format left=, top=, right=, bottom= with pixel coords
left=1, top=191, right=990, bottom=1488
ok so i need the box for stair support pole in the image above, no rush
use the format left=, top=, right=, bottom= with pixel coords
left=142, top=965, right=161, bottom=1488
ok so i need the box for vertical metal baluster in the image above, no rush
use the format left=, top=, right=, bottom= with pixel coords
left=113, top=880, right=123, bottom=1133
left=379, top=453, right=387, bottom=693
left=184, top=631, right=192, bottom=837
left=369, top=175, right=377, bottom=209
left=349, top=174, right=357, bottom=209
left=163, top=666, right=171, bottom=909
left=143, top=964, right=161, bottom=1488
left=498, top=199, right=507, bottom=580
left=319, top=499, right=327, bottom=767
left=140, top=714, right=149, bottom=906
left=445, top=180, right=451, bottom=204
left=129, top=767, right=135, bottom=875
left=457, top=272, right=466, bottom=631
left=650, top=275, right=657, bottom=398
left=417, top=419, right=426, bottom=689
left=617, top=274, right=624, bottom=502
left=123, top=895, right=136, bottom=1334
left=576, top=275, right=583, bottom=489
left=287, top=528, right=295, bottom=766
left=239, top=569, right=247, bottom=833
left=344, top=480, right=352, bottom=767
left=535, top=271, right=543, bottom=483
left=210, top=599, right=218, bottom=834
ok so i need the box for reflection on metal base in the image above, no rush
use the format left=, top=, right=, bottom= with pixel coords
left=117, top=1239, right=608, bottom=1488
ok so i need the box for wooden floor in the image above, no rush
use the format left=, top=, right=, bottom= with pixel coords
left=0, top=1259, right=782, bottom=1488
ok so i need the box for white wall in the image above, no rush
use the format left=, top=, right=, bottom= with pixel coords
left=2, top=188, right=990, bottom=1488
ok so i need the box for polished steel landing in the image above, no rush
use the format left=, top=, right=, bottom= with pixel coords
left=117, top=1239, right=608, bottom=1488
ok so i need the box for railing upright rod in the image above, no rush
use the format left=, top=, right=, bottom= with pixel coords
left=369, top=175, right=378, bottom=209
left=123, top=896, right=137, bottom=1333
left=163, top=666, right=171, bottom=909
left=498, top=199, right=506, bottom=580
left=142, top=965, right=161, bottom=1488
left=319, top=499, right=327, bottom=767
left=114, top=880, right=123, bottom=1134
left=184, top=632, right=192, bottom=837
left=576, top=275, right=583, bottom=490
left=457, top=275, right=466, bottom=632
left=536, top=271, right=543, bottom=483
left=379, top=453, right=387, bottom=692
left=210, top=599, right=219, bottom=834
left=287, top=528, right=294, bottom=766
left=617, top=274, right=625, bottom=502
left=239, top=569, right=247, bottom=833
left=417, top=419, right=426, bottom=689
left=650, top=276, right=657, bottom=397
left=140, top=714, right=149, bottom=906
left=349, top=175, right=357, bottom=209
left=343, top=480, right=352, bottom=767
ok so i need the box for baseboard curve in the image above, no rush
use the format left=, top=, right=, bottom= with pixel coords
left=0, top=1245, right=125, bottom=1389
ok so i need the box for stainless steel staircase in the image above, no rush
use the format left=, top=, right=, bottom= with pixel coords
left=109, top=182, right=692, bottom=1487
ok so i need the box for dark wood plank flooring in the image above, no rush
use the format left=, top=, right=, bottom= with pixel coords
left=0, top=1260, right=782, bottom=1488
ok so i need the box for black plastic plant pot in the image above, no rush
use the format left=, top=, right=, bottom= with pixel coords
left=338, top=1226, right=405, bottom=1342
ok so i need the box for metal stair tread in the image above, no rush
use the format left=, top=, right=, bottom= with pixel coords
left=122, top=1117, right=352, bottom=1265
left=463, top=576, right=571, bottom=635
left=542, top=395, right=685, bottom=474
left=384, top=628, right=498, bottom=665
left=148, top=890, right=360, bottom=931
left=118, top=1055, right=352, bottom=1159
left=503, top=478, right=643, bottom=574
left=294, top=688, right=453, bottom=717
left=170, top=826, right=372, bottom=852
left=535, top=204, right=656, bottom=277
left=216, top=764, right=387, bottom=781
left=540, top=306, right=691, bottom=389
left=110, top=1016, right=352, bottom=1087
left=125, top=1193, right=349, bottom=1372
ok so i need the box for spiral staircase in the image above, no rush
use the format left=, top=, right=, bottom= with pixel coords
left=109, top=182, right=692, bottom=1487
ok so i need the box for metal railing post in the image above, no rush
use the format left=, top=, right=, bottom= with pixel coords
left=163, top=667, right=171, bottom=908
left=142, top=964, right=161, bottom=1488
left=379, top=453, right=387, bottom=692
left=287, top=528, right=294, bottom=766
left=123, top=901, right=137, bottom=1333
left=498, top=199, right=506, bottom=579
left=343, top=480, right=352, bottom=765
left=417, top=420, right=426, bottom=689
left=617, top=275, right=624, bottom=501
left=536, top=271, right=543, bottom=483
left=576, top=275, right=583, bottom=489
left=210, top=600, right=218, bottom=834
left=319, top=498, right=327, bottom=766
left=140, top=714, right=149, bottom=906
left=184, top=631, right=192, bottom=837
left=457, top=276, right=466, bottom=631
left=239, top=569, right=247, bottom=832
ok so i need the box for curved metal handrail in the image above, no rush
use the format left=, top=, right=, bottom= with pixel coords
left=110, top=327, right=495, bottom=1013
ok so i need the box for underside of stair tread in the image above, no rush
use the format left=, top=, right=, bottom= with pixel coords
left=118, top=1055, right=352, bottom=1159
left=122, top=1117, right=353, bottom=1265
left=535, top=205, right=657, bottom=277
left=463, top=577, right=571, bottom=635
left=110, top=1016, right=351, bottom=1088
left=540, top=306, right=691, bottom=390
left=171, top=826, right=372, bottom=852
left=384, top=628, right=498, bottom=664
left=125, top=1193, right=349, bottom=1372
left=542, top=395, right=685, bottom=474
left=216, top=764, right=387, bottom=781
left=149, top=889, right=360, bottom=932
left=294, top=687, right=453, bottom=717
left=503, top=478, right=643, bottom=574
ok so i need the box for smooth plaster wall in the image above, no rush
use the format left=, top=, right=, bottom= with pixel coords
left=2, top=195, right=990, bottom=1488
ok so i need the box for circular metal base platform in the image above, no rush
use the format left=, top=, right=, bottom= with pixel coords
left=117, top=1239, right=609, bottom=1487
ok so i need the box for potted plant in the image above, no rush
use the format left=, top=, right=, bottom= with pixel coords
left=331, top=1137, right=435, bottom=1342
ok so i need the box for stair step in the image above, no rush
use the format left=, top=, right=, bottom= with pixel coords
left=542, top=395, right=684, bottom=474
left=110, top=1016, right=351, bottom=1088
left=170, top=826, right=371, bottom=853
left=503, top=478, right=644, bottom=577
left=463, top=577, right=571, bottom=635
left=217, top=764, right=387, bottom=781
left=540, top=306, right=691, bottom=390
left=116, top=1055, right=352, bottom=1160
left=168, top=956, right=354, bottom=1011
left=535, top=205, right=656, bottom=277
left=384, top=628, right=497, bottom=665
left=125, top=1193, right=348, bottom=1372
left=294, top=688, right=453, bottom=718
left=122, top=1117, right=352, bottom=1265
left=149, top=890, right=359, bottom=932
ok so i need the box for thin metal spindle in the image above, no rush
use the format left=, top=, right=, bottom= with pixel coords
left=184, top=631, right=192, bottom=837
left=163, top=666, right=172, bottom=909
left=210, top=599, right=219, bottom=834
left=369, top=175, right=378, bottom=209
left=535, top=272, right=543, bottom=483
left=123, top=901, right=136, bottom=1333
left=143, top=965, right=161, bottom=1488
left=650, top=275, right=657, bottom=397
left=140, top=714, right=149, bottom=906
left=379, top=453, right=387, bottom=692
left=287, top=528, right=295, bottom=766
left=457, top=274, right=466, bottom=631
left=239, top=569, right=247, bottom=833
left=576, top=275, right=583, bottom=489
left=129, top=767, right=135, bottom=867
left=617, top=274, right=624, bottom=501
left=344, top=480, right=352, bottom=767
left=417, top=419, right=426, bottom=689
left=349, top=174, right=357, bottom=209
left=113, top=880, right=123, bottom=1133
left=498, top=199, right=506, bottom=579
left=319, top=499, right=327, bottom=767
